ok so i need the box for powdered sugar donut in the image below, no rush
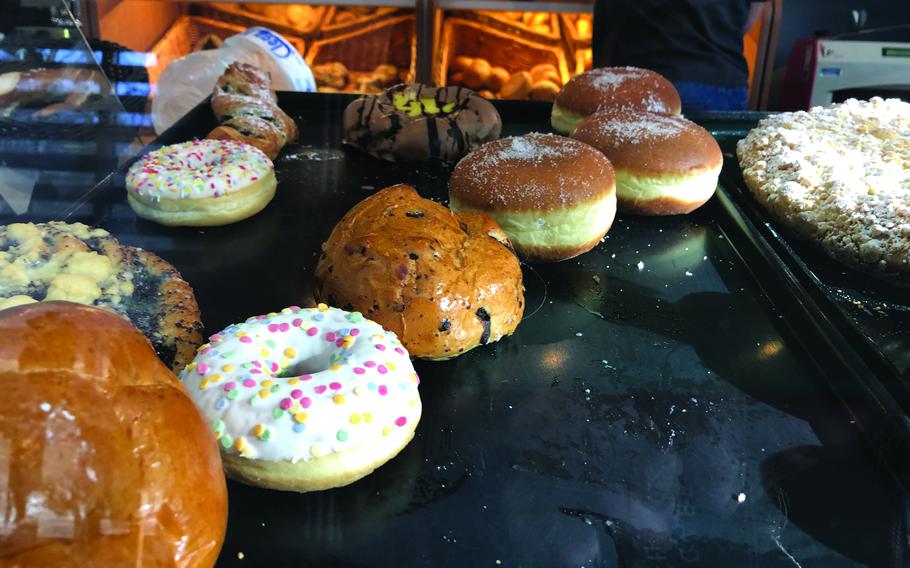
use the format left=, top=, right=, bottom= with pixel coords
left=126, top=139, right=276, bottom=227
left=180, top=304, right=421, bottom=492
left=550, top=67, right=681, bottom=135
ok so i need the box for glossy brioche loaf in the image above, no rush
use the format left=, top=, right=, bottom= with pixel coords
left=0, top=301, right=227, bottom=567
left=315, top=184, right=525, bottom=360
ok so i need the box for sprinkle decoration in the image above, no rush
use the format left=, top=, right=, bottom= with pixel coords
left=126, top=139, right=272, bottom=202
left=181, top=306, right=421, bottom=462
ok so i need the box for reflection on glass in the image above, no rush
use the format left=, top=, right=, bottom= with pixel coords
left=0, top=0, right=144, bottom=221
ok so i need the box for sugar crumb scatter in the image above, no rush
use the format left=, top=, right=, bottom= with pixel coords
left=736, top=97, right=910, bottom=277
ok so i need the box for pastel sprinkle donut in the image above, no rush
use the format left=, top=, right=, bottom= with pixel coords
left=126, top=139, right=277, bottom=227
left=180, top=304, right=421, bottom=492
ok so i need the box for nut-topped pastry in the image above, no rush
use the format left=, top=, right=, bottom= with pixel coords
left=342, top=83, right=502, bottom=163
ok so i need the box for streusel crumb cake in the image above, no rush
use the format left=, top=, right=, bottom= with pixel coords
left=0, top=222, right=203, bottom=370
left=737, top=97, right=909, bottom=279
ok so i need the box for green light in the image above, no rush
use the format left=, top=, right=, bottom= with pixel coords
left=882, top=47, right=910, bottom=57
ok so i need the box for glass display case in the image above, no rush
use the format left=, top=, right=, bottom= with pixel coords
left=2, top=2, right=910, bottom=567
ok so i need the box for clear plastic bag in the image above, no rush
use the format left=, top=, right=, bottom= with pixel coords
left=151, top=27, right=315, bottom=134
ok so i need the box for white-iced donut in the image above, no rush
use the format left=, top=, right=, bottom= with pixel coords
left=126, top=139, right=277, bottom=226
left=180, top=304, right=422, bottom=492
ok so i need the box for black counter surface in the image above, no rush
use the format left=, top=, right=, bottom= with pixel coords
left=3, top=94, right=909, bottom=567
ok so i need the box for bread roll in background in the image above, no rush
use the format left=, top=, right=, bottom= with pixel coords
left=0, top=301, right=227, bottom=568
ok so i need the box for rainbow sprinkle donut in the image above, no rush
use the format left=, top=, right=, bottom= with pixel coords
left=180, top=304, right=421, bottom=492
left=126, top=139, right=277, bottom=227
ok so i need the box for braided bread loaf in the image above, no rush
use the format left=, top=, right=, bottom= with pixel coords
left=207, top=62, right=298, bottom=159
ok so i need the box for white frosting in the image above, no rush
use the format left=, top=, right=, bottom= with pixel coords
left=180, top=305, right=421, bottom=463
left=126, top=139, right=273, bottom=201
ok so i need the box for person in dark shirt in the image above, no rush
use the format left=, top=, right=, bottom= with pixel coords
left=593, top=0, right=768, bottom=112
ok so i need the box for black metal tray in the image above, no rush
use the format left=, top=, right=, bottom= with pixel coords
left=18, top=95, right=910, bottom=566
left=715, top=144, right=910, bottom=413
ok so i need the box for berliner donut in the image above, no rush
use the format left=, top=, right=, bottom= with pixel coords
left=551, top=66, right=681, bottom=134
left=571, top=109, right=722, bottom=215
left=181, top=304, right=421, bottom=492
left=342, top=83, right=502, bottom=163
left=315, top=184, right=524, bottom=359
left=0, top=301, right=226, bottom=567
left=449, top=132, right=617, bottom=262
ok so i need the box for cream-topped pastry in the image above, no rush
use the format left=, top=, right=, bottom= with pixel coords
left=126, top=139, right=277, bottom=226
left=180, top=304, right=422, bottom=492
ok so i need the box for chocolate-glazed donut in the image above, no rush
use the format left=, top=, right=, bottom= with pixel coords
left=342, top=83, right=502, bottom=163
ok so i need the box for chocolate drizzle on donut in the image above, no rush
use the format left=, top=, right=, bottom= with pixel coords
left=341, top=83, right=502, bottom=163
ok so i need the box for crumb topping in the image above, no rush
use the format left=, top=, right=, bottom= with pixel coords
left=737, top=97, right=910, bottom=274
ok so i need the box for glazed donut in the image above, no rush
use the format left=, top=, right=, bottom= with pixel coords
left=126, top=139, right=277, bottom=226
left=315, top=184, right=525, bottom=359
left=571, top=109, right=722, bottom=215
left=342, top=83, right=502, bottom=163
left=551, top=66, right=681, bottom=134
left=449, top=132, right=617, bottom=262
left=180, top=304, right=421, bottom=492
